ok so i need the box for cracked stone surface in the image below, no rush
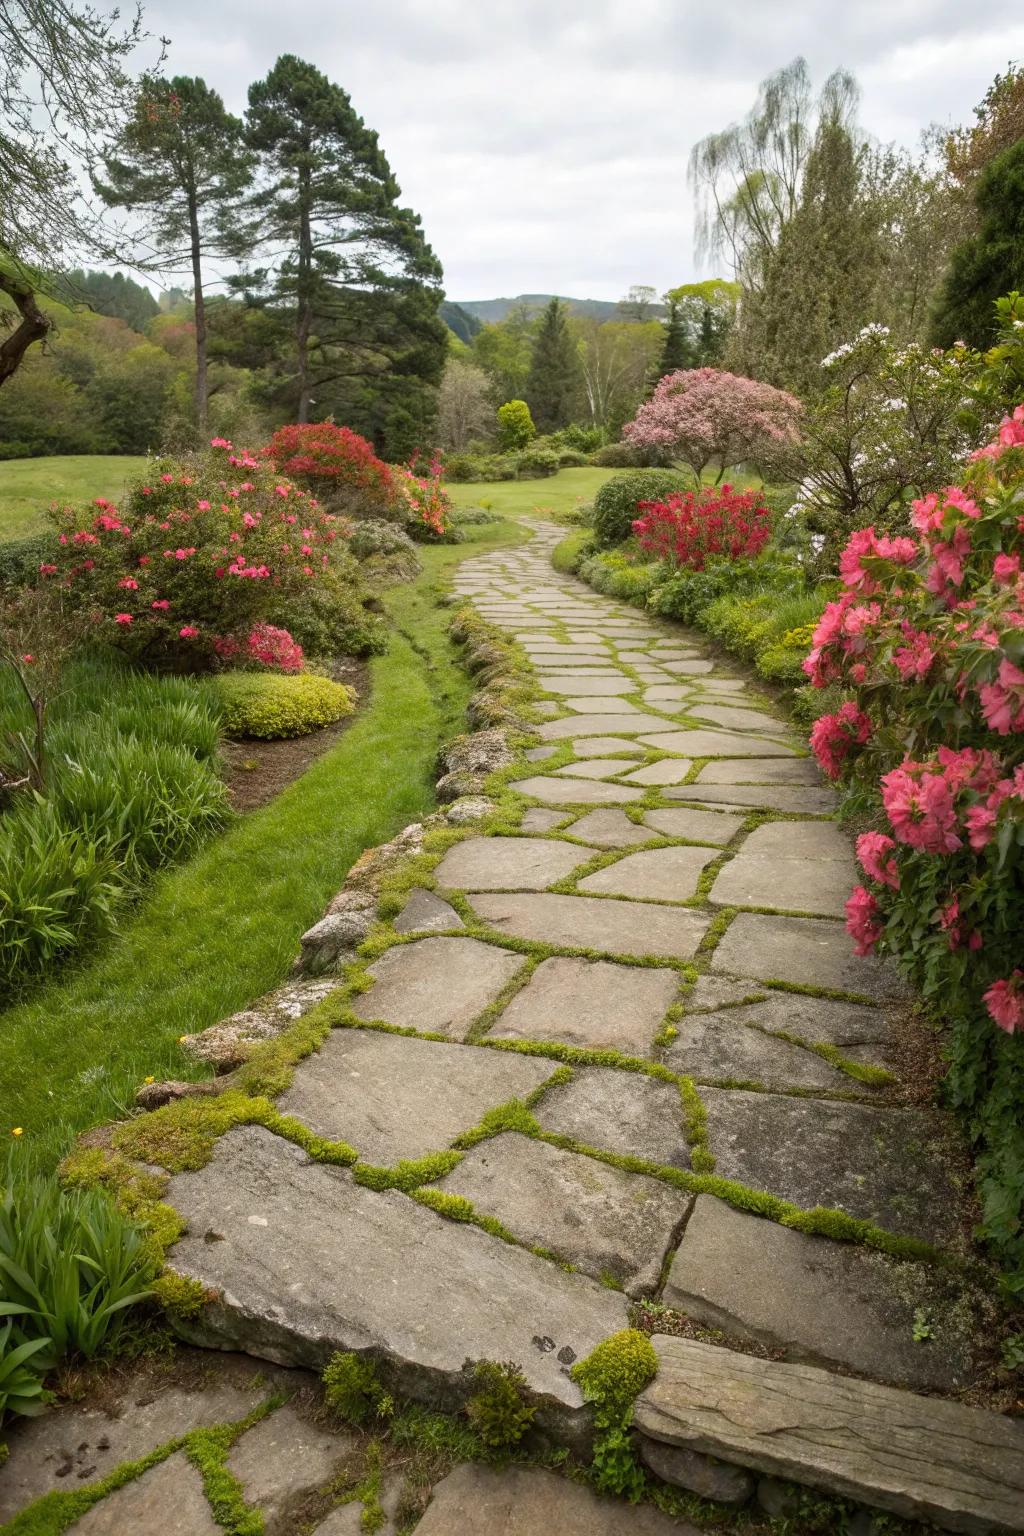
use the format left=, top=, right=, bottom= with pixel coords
left=565, top=808, right=660, bottom=847
left=351, top=937, right=525, bottom=1038
left=413, top=1464, right=699, bottom=1535
left=698, top=757, right=823, bottom=785
left=433, top=835, right=588, bottom=891
left=508, top=773, right=645, bottom=804
left=667, top=782, right=839, bottom=814
left=639, top=729, right=799, bottom=757
left=533, top=1066, right=691, bottom=1168
left=394, top=888, right=465, bottom=934
left=490, top=955, right=679, bottom=1053
left=68, top=1454, right=220, bottom=1535
left=469, top=891, right=709, bottom=960
left=644, top=806, right=746, bottom=844
left=227, top=1404, right=356, bottom=1524
left=663, top=1012, right=875, bottom=1093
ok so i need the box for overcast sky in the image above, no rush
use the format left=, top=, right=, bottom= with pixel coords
left=141, top=0, right=1024, bottom=303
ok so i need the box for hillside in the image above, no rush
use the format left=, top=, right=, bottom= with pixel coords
left=452, top=293, right=666, bottom=324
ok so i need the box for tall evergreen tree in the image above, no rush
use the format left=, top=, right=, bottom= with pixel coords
left=931, top=139, right=1024, bottom=349
left=525, top=297, right=584, bottom=432
left=241, top=55, right=446, bottom=454
left=96, top=78, right=253, bottom=429
left=658, top=298, right=692, bottom=376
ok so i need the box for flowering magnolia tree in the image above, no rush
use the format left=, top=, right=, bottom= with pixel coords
left=41, top=440, right=349, bottom=666
left=621, top=367, right=801, bottom=483
left=632, top=485, right=773, bottom=570
left=803, top=401, right=1024, bottom=1279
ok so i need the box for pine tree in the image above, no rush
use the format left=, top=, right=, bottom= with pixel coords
left=931, top=139, right=1024, bottom=348
left=242, top=55, right=446, bottom=453
left=525, top=298, right=584, bottom=432
left=658, top=298, right=692, bottom=377
left=96, top=77, right=254, bottom=429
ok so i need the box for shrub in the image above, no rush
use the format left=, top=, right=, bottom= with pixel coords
left=515, top=447, right=560, bottom=479
left=556, top=422, right=604, bottom=453
left=622, top=368, right=802, bottom=482
left=0, top=534, right=52, bottom=593
left=592, top=469, right=690, bottom=547
left=393, top=455, right=454, bottom=540
left=348, top=520, right=419, bottom=561
left=496, top=399, right=535, bottom=451
left=272, top=557, right=388, bottom=658
left=215, top=671, right=356, bottom=739
left=264, top=422, right=394, bottom=516
left=803, top=400, right=1024, bottom=1286
left=41, top=442, right=352, bottom=668
left=633, top=484, right=773, bottom=571
left=592, top=442, right=641, bottom=467
left=557, top=449, right=589, bottom=467
left=578, top=548, right=661, bottom=605
left=441, top=454, right=477, bottom=482
left=649, top=550, right=808, bottom=626
left=212, top=623, right=304, bottom=674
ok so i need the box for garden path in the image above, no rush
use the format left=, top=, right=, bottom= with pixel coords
left=5, top=522, right=1022, bottom=1535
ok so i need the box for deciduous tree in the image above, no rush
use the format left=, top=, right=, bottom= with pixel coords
left=931, top=139, right=1024, bottom=349
left=622, top=367, right=801, bottom=483
left=437, top=359, right=494, bottom=451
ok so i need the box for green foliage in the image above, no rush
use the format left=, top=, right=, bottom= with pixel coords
left=577, top=547, right=660, bottom=605
left=648, top=549, right=808, bottom=625
left=0, top=533, right=54, bottom=590
left=214, top=670, right=356, bottom=739
left=496, top=399, right=535, bottom=451
left=323, top=1351, right=394, bottom=1425
left=525, top=299, right=585, bottom=433
left=515, top=446, right=559, bottom=478
left=275, top=559, right=389, bottom=658
left=592, top=469, right=690, bottom=547
left=932, top=140, right=1024, bottom=348
left=465, top=1360, right=536, bottom=1449
left=591, top=442, right=639, bottom=467
left=0, top=1319, right=51, bottom=1422
left=570, top=1329, right=657, bottom=1500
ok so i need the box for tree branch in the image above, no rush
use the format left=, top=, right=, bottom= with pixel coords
left=0, top=267, right=52, bottom=385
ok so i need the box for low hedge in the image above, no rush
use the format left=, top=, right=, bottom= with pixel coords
left=215, top=672, right=357, bottom=740
left=592, top=469, right=691, bottom=547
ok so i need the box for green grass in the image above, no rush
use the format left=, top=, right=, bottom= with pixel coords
left=0, top=455, right=147, bottom=541
left=448, top=466, right=619, bottom=520
left=0, top=516, right=529, bottom=1167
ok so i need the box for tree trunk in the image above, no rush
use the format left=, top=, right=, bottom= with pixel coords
left=296, top=160, right=313, bottom=424
left=0, top=271, right=53, bottom=388
left=187, top=192, right=209, bottom=432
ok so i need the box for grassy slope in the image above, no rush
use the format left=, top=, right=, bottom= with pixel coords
left=0, top=517, right=530, bottom=1165
left=0, top=455, right=147, bottom=540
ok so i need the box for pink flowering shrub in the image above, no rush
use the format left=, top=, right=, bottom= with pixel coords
left=264, top=422, right=394, bottom=513
left=632, top=485, right=772, bottom=571
left=41, top=441, right=351, bottom=666
left=803, top=399, right=1024, bottom=1282
left=393, top=454, right=453, bottom=540
left=621, top=368, right=802, bottom=483
left=213, top=623, right=304, bottom=673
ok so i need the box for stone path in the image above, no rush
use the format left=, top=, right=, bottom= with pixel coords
left=5, top=521, right=1020, bottom=1534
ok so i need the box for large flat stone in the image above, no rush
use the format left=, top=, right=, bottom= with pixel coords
left=279, top=1030, right=555, bottom=1162
left=710, top=853, right=855, bottom=917
left=538, top=674, right=634, bottom=695
left=413, top=1463, right=699, bottom=1536
left=711, top=912, right=904, bottom=1001
left=620, top=760, right=694, bottom=785
left=68, top=1455, right=219, bottom=1535
left=555, top=759, right=639, bottom=780
left=491, top=956, right=678, bottom=1054
left=227, top=1403, right=355, bottom=1524
left=639, top=730, right=799, bottom=758
left=566, top=809, right=659, bottom=848
left=644, top=808, right=746, bottom=844
left=470, top=892, right=708, bottom=961
left=699, top=758, right=823, bottom=786
left=167, top=1128, right=628, bottom=1426
left=661, top=659, right=715, bottom=675
left=664, top=1015, right=867, bottom=1093
left=351, top=938, right=525, bottom=1039
left=701, top=1088, right=958, bottom=1243
left=683, top=989, right=894, bottom=1050
left=663, top=1197, right=974, bottom=1391
left=433, top=836, right=587, bottom=891
left=534, top=1066, right=690, bottom=1168
left=539, top=712, right=672, bottom=739
left=578, top=845, right=716, bottom=901
left=562, top=696, right=643, bottom=714
left=509, top=775, right=644, bottom=805
left=394, top=889, right=465, bottom=934
left=667, top=784, right=838, bottom=814
left=439, top=1134, right=691, bottom=1294
left=570, top=737, right=644, bottom=758
left=687, top=704, right=788, bottom=731
left=739, top=821, right=853, bottom=861
left=519, top=806, right=565, bottom=831
left=635, top=1336, right=1024, bottom=1536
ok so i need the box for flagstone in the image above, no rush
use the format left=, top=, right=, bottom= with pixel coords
left=663, top=1013, right=867, bottom=1093
left=469, top=892, right=708, bottom=960
left=539, top=675, right=635, bottom=695
left=555, top=759, right=639, bottom=780
left=540, top=712, right=671, bottom=737
left=508, top=775, right=645, bottom=804
left=351, top=937, right=526, bottom=1038
left=489, top=956, right=678, bottom=1054
left=661, top=659, right=715, bottom=675
left=710, top=853, right=856, bottom=917
left=687, top=704, right=789, bottom=732
left=666, top=784, right=838, bottom=814
left=570, top=736, right=644, bottom=757
left=565, top=809, right=661, bottom=848
left=644, top=807, right=746, bottom=844
left=711, top=912, right=904, bottom=1001
left=533, top=1065, right=691, bottom=1168
left=639, top=730, right=799, bottom=757
left=520, top=805, right=566, bottom=831
left=433, top=836, right=589, bottom=891
left=698, top=757, right=822, bottom=785
left=620, top=760, right=694, bottom=785
left=393, top=889, right=465, bottom=934
left=577, top=845, right=717, bottom=901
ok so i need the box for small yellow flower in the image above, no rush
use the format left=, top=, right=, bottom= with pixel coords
left=178, top=1036, right=188, bottom=1044
left=144, top=1075, right=155, bottom=1085
left=11, top=1127, right=23, bottom=1137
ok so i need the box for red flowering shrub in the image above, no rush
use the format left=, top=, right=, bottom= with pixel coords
left=213, top=623, right=304, bottom=673
left=41, top=441, right=350, bottom=666
left=632, top=484, right=772, bottom=571
left=802, top=401, right=1024, bottom=1282
left=264, top=423, right=394, bottom=514
left=392, top=453, right=453, bottom=540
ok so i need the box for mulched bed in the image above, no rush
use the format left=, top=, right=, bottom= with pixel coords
left=219, top=659, right=369, bottom=813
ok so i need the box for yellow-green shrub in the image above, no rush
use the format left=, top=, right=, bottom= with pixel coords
left=215, top=672, right=356, bottom=739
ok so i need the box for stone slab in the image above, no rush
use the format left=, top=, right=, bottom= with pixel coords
left=699, top=758, right=823, bottom=786
left=538, top=674, right=634, bottom=695
left=663, top=1196, right=974, bottom=1391
left=534, top=1065, right=690, bottom=1168
left=639, top=731, right=798, bottom=758
left=620, top=760, right=694, bottom=786
left=578, top=845, right=716, bottom=901
left=570, top=737, right=643, bottom=758
left=167, top=1128, right=628, bottom=1422
left=642, top=687, right=694, bottom=704
left=470, top=892, right=708, bottom=961
left=509, top=775, right=645, bottom=805
left=664, top=1015, right=867, bottom=1093
left=413, top=1463, right=699, bottom=1535
left=491, top=956, right=678, bottom=1054
left=68, top=1455, right=219, bottom=1535
left=687, top=704, right=788, bottom=731
left=563, top=696, right=644, bottom=714
left=566, top=809, right=660, bottom=848
left=684, top=989, right=893, bottom=1050
left=635, top=1336, right=1024, bottom=1536
left=668, top=784, right=838, bottom=814
left=351, top=938, right=525, bottom=1039
left=523, top=745, right=558, bottom=762
left=519, top=806, right=565, bottom=832
left=711, top=912, right=904, bottom=1001
left=279, top=1030, right=555, bottom=1162
left=434, top=836, right=587, bottom=891
left=639, top=1439, right=754, bottom=1504
left=741, top=820, right=853, bottom=861
left=439, top=1134, right=691, bottom=1294
left=227, top=1403, right=355, bottom=1523
left=710, top=853, right=856, bottom=917
left=539, top=712, right=674, bottom=739
left=644, top=808, right=745, bottom=845
left=555, top=759, right=638, bottom=780
left=394, top=889, right=465, bottom=934
left=661, top=659, right=715, bottom=675
left=701, top=1088, right=958, bottom=1243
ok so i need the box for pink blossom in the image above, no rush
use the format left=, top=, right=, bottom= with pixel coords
left=196, top=499, right=211, bottom=511
left=151, top=599, right=170, bottom=611
left=38, top=562, right=58, bottom=576
left=117, top=577, right=139, bottom=590
left=993, top=553, right=1021, bottom=585
left=880, top=763, right=961, bottom=853
left=209, top=437, right=233, bottom=449
left=983, top=972, right=1024, bottom=1034
left=114, top=613, right=133, bottom=625
left=845, top=885, right=884, bottom=956
left=978, top=658, right=1024, bottom=735
left=160, top=473, right=174, bottom=483
left=178, top=625, right=199, bottom=639
left=856, top=831, right=899, bottom=889
left=809, top=702, right=871, bottom=779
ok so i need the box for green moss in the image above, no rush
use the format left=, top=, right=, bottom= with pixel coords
left=452, top=1100, right=542, bottom=1149
left=353, top=1150, right=463, bottom=1192
left=465, top=1360, right=537, bottom=1450
left=570, top=1329, right=657, bottom=1499
left=323, top=1352, right=395, bottom=1427
left=150, top=1271, right=213, bottom=1321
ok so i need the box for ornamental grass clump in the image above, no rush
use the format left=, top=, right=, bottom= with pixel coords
left=803, top=392, right=1024, bottom=1285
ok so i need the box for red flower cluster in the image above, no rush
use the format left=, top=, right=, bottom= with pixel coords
left=265, top=423, right=394, bottom=506
left=632, top=484, right=772, bottom=571
left=213, top=623, right=304, bottom=673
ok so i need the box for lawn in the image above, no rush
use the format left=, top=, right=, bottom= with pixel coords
left=447, top=465, right=619, bottom=519
left=0, top=514, right=530, bottom=1167
left=0, top=455, right=147, bottom=541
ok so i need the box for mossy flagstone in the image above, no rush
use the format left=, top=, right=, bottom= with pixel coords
left=644, top=807, right=746, bottom=844
left=490, top=955, right=679, bottom=1054
left=508, top=774, right=645, bottom=805
left=555, top=759, right=642, bottom=780
left=469, top=891, right=709, bottom=960
left=711, top=912, right=905, bottom=1001
left=566, top=808, right=661, bottom=848
left=536, top=674, right=635, bottom=695
left=413, top=1464, right=697, bottom=1535
left=393, top=888, right=465, bottom=934
left=533, top=1065, right=692, bottom=1169
left=619, top=760, right=695, bottom=786
left=639, top=729, right=799, bottom=758
left=433, top=835, right=590, bottom=891
left=687, top=703, right=788, bottom=731
left=67, top=1454, right=220, bottom=1535
left=539, top=711, right=670, bottom=738
left=351, top=937, right=526, bottom=1039
left=569, top=736, right=644, bottom=758
left=578, top=845, right=717, bottom=901
left=666, top=782, right=838, bottom=814
left=663, top=1013, right=874, bottom=1093
left=698, top=757, right=824, bottom=786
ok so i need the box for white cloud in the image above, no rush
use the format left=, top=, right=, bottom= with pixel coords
left=140, top=0, right=1022, bottom=300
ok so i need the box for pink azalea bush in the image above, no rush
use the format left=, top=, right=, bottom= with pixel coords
left=42, top=440, right=350, bottom=666
left=632, top=484, right=773, bottom=571
left=802, top=400, right=1024, bottom=1280
left=621, top=367, right=802, bottom=483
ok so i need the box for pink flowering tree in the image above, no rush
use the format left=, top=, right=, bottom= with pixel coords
left=802, top=395, right=1024, bottom=1281
left=621, top=367, right=802, bottom=484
